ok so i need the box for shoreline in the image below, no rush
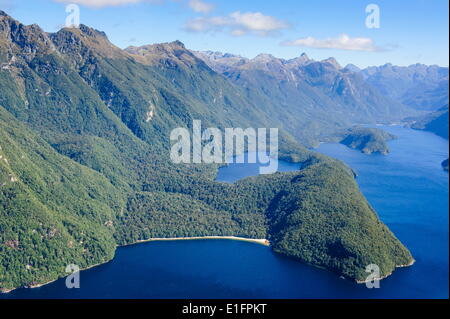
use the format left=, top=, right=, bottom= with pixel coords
left=122, top=236, right=270, bottom=247
left=0, top=259, right=115, bottom=294
left=0, top=236, right=270, bottom=294
left=355, top=259, right=416, bottom=284
left=1, top=238, right=414, bottom=294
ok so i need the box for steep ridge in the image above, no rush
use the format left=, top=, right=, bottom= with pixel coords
left=0, top=11, right=413, bottom=291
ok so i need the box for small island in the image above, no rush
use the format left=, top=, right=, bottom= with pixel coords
left=442, top=159, right=449, bottom=172
left=326, top=126, right=396, bottom=155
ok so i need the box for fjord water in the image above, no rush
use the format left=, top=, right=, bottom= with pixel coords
left=2, top=126, right=448, bottom=299
left=215, top=152, right=300, bottom=182
left=315, top=125, right=449, bottom=299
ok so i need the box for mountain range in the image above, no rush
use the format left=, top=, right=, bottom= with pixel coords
left=360, top=63, right=449, bottom=111
left=194, top=51, right=421, bottom=146
left=195, top=51, right=449, bottom=124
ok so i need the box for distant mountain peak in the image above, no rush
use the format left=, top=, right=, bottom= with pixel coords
left=0, top=13, right=56, bottom=57
left=297, top=52, right=311, bottom=62
left=78, top=24, right=108, bottom=39
left=202, top=51, right=243, bottom=59
left=51, top=24, right=125, bottom=60
left=125, top=41, right=201, bottom=67
left=361, top=63, right=449, bottom=111
left=321, top=57, right=342, bottom=69
left=344, top=64, right=361, bottom=73
left=252, top=53, right=276, bottom=62
left=223, top=52, right=239, bottom=58
left=171, top=40, right=185, bottom=48
left=192, top=50, right=249, bottom=73
left=286, top=52, right=312, bottom=67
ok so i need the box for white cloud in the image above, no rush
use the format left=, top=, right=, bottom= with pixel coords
left=185, top=11, right=288, bottom=36
left=188, top=0, right=214, bottom=14
left=283, top=34, right=385, bottom=52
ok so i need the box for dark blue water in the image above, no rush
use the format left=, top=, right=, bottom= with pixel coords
left=315, top=125, right=449, bottom=298
left=2, top=126, right=448, bottom=299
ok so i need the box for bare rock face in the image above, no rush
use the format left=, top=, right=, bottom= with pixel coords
left=321, top=57, right=342, bottom=70
left=50, top=24, right=126, bottom=63
left=0, top=12, right=56, bottom=61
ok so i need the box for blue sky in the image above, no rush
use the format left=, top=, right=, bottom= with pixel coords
left=1, top=0, right=448, bottom=68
